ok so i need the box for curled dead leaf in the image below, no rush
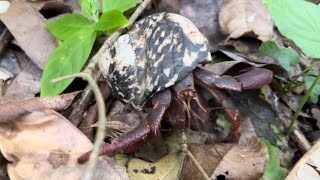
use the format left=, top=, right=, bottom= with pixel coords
left=1, top=60, right=42, bottom=103
left=0, top=109, right=129, bottom=180
left=219, top=0, right=273, bottom=41
left=211, top=137, right=268, bottom=180
left=0, top=0, right=57, bottom=69
left=0, top=92, right=80, bottom=122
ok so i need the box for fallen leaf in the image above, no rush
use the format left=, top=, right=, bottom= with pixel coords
left=0, top=49, right=21, bottom=76
left=1, top=60, right=42, bottom=103
left=0, top=109, right=129, bottom=180
left=117, top=130, right=185, bottom=180
left=286, top=139, right=320, bottom=180
left=219, top=0, right=273, bottom=41
left=0, top=92, right=80, bottom=122
left=210, top=118, right=269, bottom=180
left=0, top=0, right=58, bottom=69
left=182, top=143, right=234, bottom=180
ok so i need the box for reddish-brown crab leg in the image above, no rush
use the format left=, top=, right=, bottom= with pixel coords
left=233, top=67, right=273, bottom=89
left=78, top=89, right=172, bottom=164
left=193, top=67, right=274, bottom=140
left=194, top=75, right=241, bottom=140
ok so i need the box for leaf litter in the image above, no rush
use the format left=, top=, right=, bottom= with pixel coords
left=0, top=0, right=319, bottom=179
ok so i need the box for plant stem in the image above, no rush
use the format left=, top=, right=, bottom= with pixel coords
left=52, top=73, right=106, bottom=180
left=287, top=72, right=320, bottom=134
left=282, top=61, right=320, bottom=96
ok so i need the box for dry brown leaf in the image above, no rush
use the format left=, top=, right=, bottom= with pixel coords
left=183, top=143, right=234, bottom=180
left=1, top=61, right=41, bottom=103
left=210, top=136, right=268, bottom=180
left=0, top=109, right=129, bottom=180
left=286, top=140, right=320, bottom=180
left=0, top=92, right=80, bottom=122
left=183, top=116, right=268, bottom=180
left=117, top=130, right=184, bottom=180
left=0, top=0, right=57, bottom=69
left=210, top=118, right=268, bottom=180
left=219, top=0, right=273, bottom=41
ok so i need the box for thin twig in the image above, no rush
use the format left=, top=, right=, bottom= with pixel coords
left=69, top=0, right=152, bottom=125
left=181, top=130, right=210, bottom=180
left=51, top=73, right=106, bottom=180
left=187, top=151, right=210, bottom=180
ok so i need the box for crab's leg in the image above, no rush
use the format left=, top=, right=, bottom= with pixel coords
left=194, top=72, right=240, bottom=140
left=193, top=67, right=273, bottom=140
left=78, top=89, right=172, bottom=164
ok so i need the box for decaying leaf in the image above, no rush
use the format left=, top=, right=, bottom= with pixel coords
left=286, top=139, right=320, bottom=180
left=0, top=0, right=57, bottom=69
left=117, top=130, right=185, bottom=180
left=210, top=120, right=268, bottom=180
left=219, top=0, right=273, bottom=41
left=0, top=109, right=129, bottom=180
left=182, top=118, right=268, bottom=180
left=0, top=92, right=80, bottom=122
left=182, top=143, right=234, bottom=180
left=1, top=61, right=41, bottom=103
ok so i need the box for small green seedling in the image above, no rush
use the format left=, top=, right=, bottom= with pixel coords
left=263, top=0, right=320, bottom=134
left=41, top=0, right=139, bottom=96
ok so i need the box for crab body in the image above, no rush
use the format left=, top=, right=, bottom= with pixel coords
left=98, top=13, right=211, bottom=110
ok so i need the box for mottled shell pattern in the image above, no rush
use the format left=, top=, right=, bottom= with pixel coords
left=98, top=13, right=211, bottom=110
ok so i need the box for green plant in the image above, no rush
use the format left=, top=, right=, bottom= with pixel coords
left=41, top=0, right=139, bottom=96
left=263, top=0, right=320, bottom=133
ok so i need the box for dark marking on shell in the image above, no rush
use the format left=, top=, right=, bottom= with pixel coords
left=110, top=47, right=116, bottom=59
left=98, top=13, right=211, bottom=110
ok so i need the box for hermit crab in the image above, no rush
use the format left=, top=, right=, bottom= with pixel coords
left=78, top=13, right=273, bottom=163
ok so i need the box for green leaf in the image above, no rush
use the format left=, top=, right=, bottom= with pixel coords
left=41, top=28, right=97, bottom=96
left=102, top=0, right=139, bottom=13
left=261, top=138, right=288, bottom=180
left=304, top=72, right=320, bottom=104
left=45, top=14, right=92, bottom=41
left=78, top=0, right=100, bottom=22
left=264, top=0, right=320, bottom=58
left=94, top=10, right=128, bottom=31
left=260, top=41, right=300, bottom=71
